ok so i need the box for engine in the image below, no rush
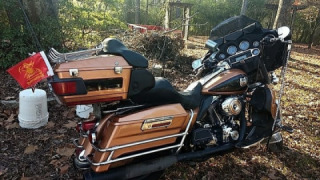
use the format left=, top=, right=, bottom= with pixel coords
left=191, top=96, right=242, bottom=150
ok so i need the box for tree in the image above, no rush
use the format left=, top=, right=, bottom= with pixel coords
left=135, top=0, right=141, bottom=24
left=241, top=0, right=248, bottom=15
left=273, top=0, right=294, bottom=29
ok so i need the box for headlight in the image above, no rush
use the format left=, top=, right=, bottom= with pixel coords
left=227, top=45, right=237, bottom=55
left=239, top=41, right=250, bottom=51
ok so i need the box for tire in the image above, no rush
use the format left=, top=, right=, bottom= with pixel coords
left=268, top=139, right=283, bottom=152
left=130, top=170, right=164, bottom=180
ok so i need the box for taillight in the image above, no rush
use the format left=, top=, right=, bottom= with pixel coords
left=51, top=82, right=77, bottom=95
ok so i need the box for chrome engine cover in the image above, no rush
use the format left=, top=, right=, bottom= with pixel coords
left=221, top=97, right=242, bottom=116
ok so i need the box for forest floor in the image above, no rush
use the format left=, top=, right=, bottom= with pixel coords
left=0, top=41, right=319, bottom=179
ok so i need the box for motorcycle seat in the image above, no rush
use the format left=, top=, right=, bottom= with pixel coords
left=131, top=77, right=202, bottom=109
left=99, top=38, right=148, bottom=68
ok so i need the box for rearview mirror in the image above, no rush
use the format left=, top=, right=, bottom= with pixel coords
left=277, top=26, right=290, bottom=39
left=205, top=40, right=218, bottom=52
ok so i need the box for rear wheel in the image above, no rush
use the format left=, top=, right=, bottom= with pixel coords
left=130, top=170, right=164, bottom=180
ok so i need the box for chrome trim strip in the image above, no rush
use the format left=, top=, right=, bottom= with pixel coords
left=102, top=105, right=144, bottom=114
left=73, top=138, right=83, bottom=148
left=87, top=144, right=181, bottom=166
left=176, top=109, right=194, bottom=153
left=86, top=110, right=194, bottom=166
left=91, top=131, right=185, bottom=152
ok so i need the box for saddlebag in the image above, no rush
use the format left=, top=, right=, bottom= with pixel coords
left=51, top=55, right=132, bottom=106
left=89, top=104, right=197, bottom=172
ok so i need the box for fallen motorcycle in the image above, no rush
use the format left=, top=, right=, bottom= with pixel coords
left=48, top=15, right=293, bottom=179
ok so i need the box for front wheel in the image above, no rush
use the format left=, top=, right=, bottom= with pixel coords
left=267, top=132, right=283, bottom=152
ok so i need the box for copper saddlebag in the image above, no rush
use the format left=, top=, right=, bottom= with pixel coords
left=51, top=55, right=132, bottom=106
left=88, top=104, right=197, bottom=172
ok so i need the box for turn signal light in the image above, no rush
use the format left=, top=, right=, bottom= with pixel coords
left=51, top=82, right=77, bottom=95
left=76, top=121, right=96, bottom=133
left=82, top=121, right=96, bottom=132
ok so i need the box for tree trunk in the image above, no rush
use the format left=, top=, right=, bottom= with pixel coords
left=307, top=10, right=320, bottom=49
left=183, top=7, right=190, bottom=40
left=273, top=0, right=294, bottom=29
left=164, top=2, right=170, bottom=29
left=135, top=0, right=140, bottom=24
left=240, top=0, right=248, bottom=15
left=146, top=0, right=149, bottom=17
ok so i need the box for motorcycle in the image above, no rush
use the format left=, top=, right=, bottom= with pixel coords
left=47, top=15, right=293, bottom=179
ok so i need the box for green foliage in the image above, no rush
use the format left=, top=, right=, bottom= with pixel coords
left=59, top=0, right=127, bottom=50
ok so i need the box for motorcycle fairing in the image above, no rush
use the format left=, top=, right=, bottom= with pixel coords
left=131, top=77, right=203, bottom=109
left=210, top=15, right=262, bottom=39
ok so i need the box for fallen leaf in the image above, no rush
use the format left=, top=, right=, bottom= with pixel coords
left=268, top=169, right=279, bottom=180
left=242, top=169, right=252, bottom=175
left=3, top=109, right=11, bottom=116
left=0, top=113, right=8, bottom=118
left=21, top=177, right=33, bottom=180
left=24, top=145, right=38, bottom=154
left=63, top=120, right=77, bottom=129
left=5, top=122, right=20, bottom=130
left=4, top=96, right=15, bottom=100
left=56, top=147, right=74, bottom=157
left=67, top=109, right=75, bottom=119
left=0, top=165, right=8, bottom=176
left=49, top=159, right=60, bottom=167
left=6, top=114, right=15, bottom=123
left=45, top=121, right=55, bottom=129
left=60, top=165, right=69, bottom=174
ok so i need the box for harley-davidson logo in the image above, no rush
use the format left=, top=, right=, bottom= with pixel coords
left=141, top=116, right=173, bottom=130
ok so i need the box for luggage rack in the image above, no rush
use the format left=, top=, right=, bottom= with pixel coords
left=85, top=110, right=194, bottom=166
left=48, top=47, right=102, bottom=63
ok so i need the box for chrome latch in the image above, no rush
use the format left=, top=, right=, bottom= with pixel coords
left=69, top=69, right=79, bottom=77
left=114, top=66, right=123, bottom=74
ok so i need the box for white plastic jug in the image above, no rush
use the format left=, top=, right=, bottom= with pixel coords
left=18, top=89, right=49, bottom=128
left=76, top=105, right=93, bottom=118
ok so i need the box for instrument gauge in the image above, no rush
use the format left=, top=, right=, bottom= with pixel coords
left=227, top=45, right=237, bottom=55
left=252, top=49, right=260, bottom=55
left=253, top=41, right=260, bottom=47
left=239, top=41, right=250, bottom=51
left=219, top=53, right=226, bottom=59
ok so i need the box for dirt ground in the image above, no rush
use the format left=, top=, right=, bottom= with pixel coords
left=0, top=42, right=319, bottom=179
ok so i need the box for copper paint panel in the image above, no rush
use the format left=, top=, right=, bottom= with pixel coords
left=202, top=69, right=247, bottom=95
left=91, top=104, right=190, bottom=172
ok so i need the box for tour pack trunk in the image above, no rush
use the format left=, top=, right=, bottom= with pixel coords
left=86, top=104, right=198, bottom=172
left=51, top=55, right=132, bottom=106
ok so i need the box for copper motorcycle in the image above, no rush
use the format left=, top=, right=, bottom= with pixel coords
left=48, top=16, right=293, bottom=179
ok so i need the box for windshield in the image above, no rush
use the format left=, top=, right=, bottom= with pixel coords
left=209, top=15, right=262, bottom=39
